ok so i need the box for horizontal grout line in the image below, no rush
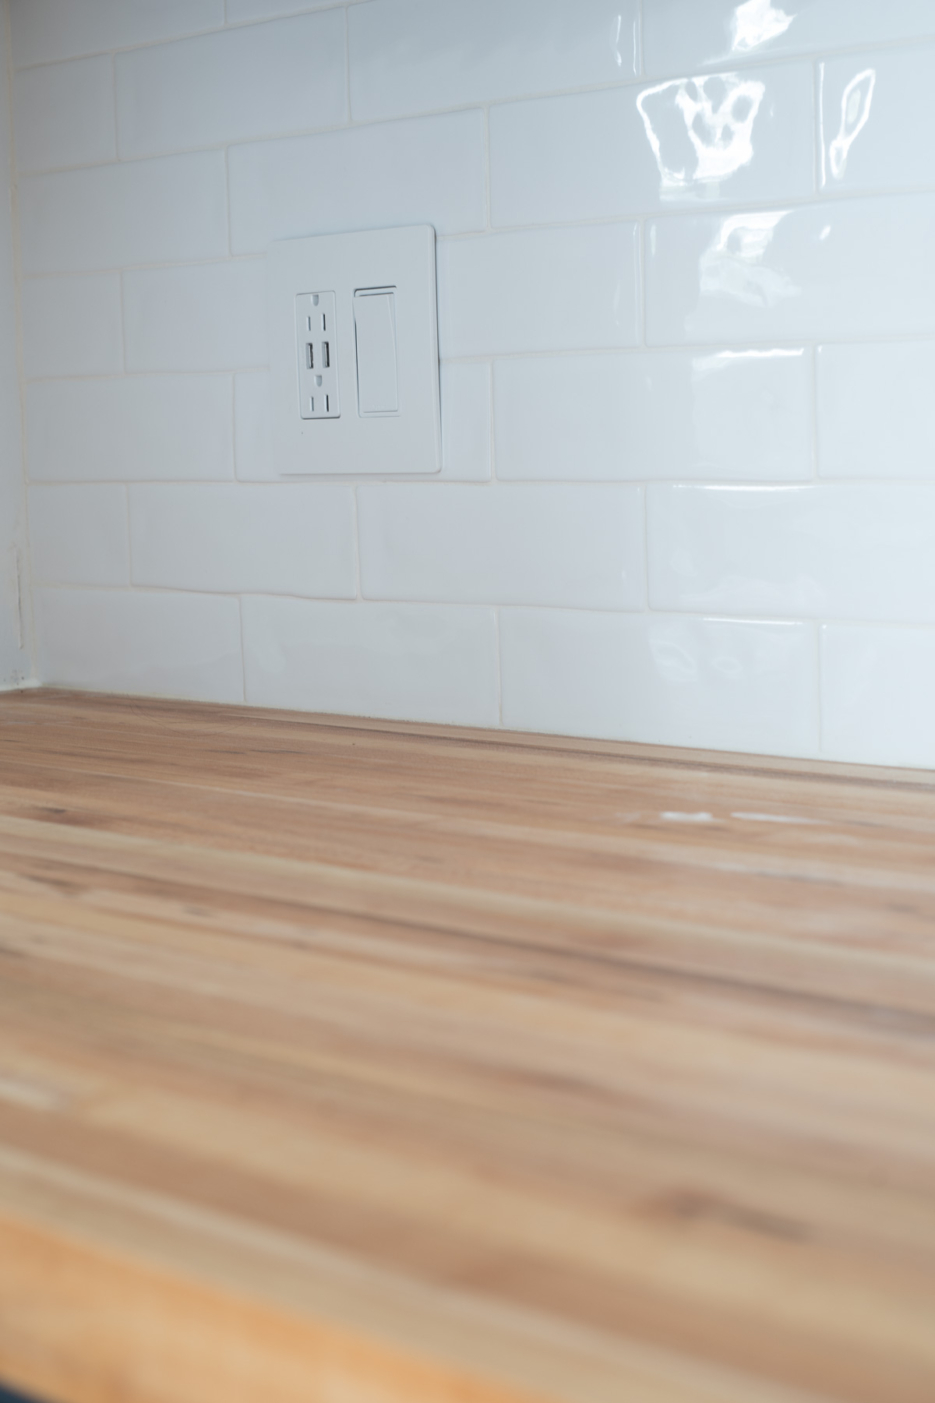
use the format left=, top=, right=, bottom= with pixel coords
left=30, top=584, right=935, bottom=633
left=24, top=476, right=935, bottom=489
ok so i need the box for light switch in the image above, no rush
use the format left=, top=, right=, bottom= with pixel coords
left=355, top=288, right=398, bottom=415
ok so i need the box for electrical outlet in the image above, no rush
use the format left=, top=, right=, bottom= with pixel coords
left=296, top=291, right=338, bottom=419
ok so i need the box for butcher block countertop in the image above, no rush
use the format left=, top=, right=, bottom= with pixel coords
left=0, top=690, right=934, bottom=1403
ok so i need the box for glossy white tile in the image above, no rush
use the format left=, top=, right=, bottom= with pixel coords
left=819, top=46, right=935, bottom=195
left=13, top=57, right=115, bottom=172
left=28, top=484, right=129, bottom=585
left=229, top=111, right=486, bottom=253
left=115, top=10, right=346, bottom=158
left=33, top=587, right=244, bottom=703
left=348, top=0, right=639, bottom=122
left=358, top=484, right=645, bottom=609
left=439, top=225, right=640, bottom=358
left=494, top=348, right=811, bottom=481
left=122, top=260, right=267, bottom=371
left=243, top=597, right=500, bottom=726
left=648, top=483, right=935, bottom=622
left=20, top=153, right=228, bottom=274
left=129, top=484, right=356, bottom=596
left=643, top=0, right=935, bottom=76
left=817, top=342, right=935, bottom=479
left=22, top=274, right=123, bottom=378
left=646, top=194, right=935, bottom=344
left=500, top=608, right=819, bottom=756
left=10, top=0, right=225, bottom=68
left=821, top=623, right=935, bottom=768
left=490, top=63, right=814, bottom=227
left=27, top=376, right=234, bottom=483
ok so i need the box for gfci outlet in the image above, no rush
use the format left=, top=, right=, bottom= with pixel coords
left=268, top=226, right=441, bottom=475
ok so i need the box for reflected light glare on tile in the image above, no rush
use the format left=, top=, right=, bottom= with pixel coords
left=825, top=68, right=876, bottom=181
left=731, top=0, right=795, bottom=54
left=637, top=73, right=766, bottom=195
left=698, top=210, right=796, bottom=310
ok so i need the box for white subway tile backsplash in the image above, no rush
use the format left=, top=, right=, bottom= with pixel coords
left=13, top=57, right=115, bottom=172
left=29, top=484, right=129, bottom=585
left=819, top=46, right=935, bottom=195
left=22, top=274, right=123, bottom=378
left=648, top=484, right=935, bottom=622
left=643, top=0, right=935, bottom=76
left=129, top=484, right=356, bottom=596
left=817, top=343, right=935, bottom=480
left=34, top=587, right=244, bottom=703
left=122, top=260, right=267, bottom=371
left=243, top=597, right=500, bottom=726
left=26, top=376, right=234, bottom=482
left=440, top=363, right=491, bottom=483
left=501, top=609, right=819, bottom=757
left=646, top=195, right=935, bottom=344
left=115, top=11, right=346, bottom=158
left=494, top=348, right=811, bottom=481
left=439, top=225, right=640, bottom=358
left=229, top=111, right=486, bottom=254
left=358, top=484, right=645, bottom=609
left=348, top=0, right=639, bottom=122
left=821, top=624, right=935, bottom=767
left=20, top=153, right=228, bottom=274
left=490, top=64, right=814, bottom=228
left=10, top=0, right=226, bottom=68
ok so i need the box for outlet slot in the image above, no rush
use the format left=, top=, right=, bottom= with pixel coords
left=295, top=291, right=339, bottom=419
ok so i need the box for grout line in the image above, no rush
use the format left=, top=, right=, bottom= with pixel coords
left=482, top=105, right=492, bottom=231
left=810, top=344, right=820, bottom=480
left=814, top=620, right=825, bottom=757
left=637, top=0, right=645, bottom=78
left=642, top=485, right=652, bottom=612
left=229, top=373, right=240, bottom=480
left=223, top=145, right=233, bottom=257
left=109, top=52, right=119, bottom=160
left=637, top=219, right=646, bottom=346
left=343, top=4, right=351, bottom=122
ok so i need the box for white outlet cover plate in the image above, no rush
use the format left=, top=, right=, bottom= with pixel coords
left=268, top=225, right=441, bottom=476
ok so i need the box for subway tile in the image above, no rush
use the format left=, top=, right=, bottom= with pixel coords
left=501, top=608, right=818, bottom=756
left=821, top=623, right=935, bottom=768
left=123, top=260, right=267, bottom=372
left=646, top=195, right=935, bottom=344
left=20, top=153, right=228, bottom=274
left=820, top=45, right=935, bottom=195
left=243, top=597, right=500, bottom=726
left=643, top=0, right=935, bottom=76
left=494, top=348, right=811, bottom=481
left=22, top=274, right=123, bottom=377
left=817, top=342, right=935, bottom=479
left=13, top=57, right=115, bottom=172
left=440, top=363, right=491, bottom=482
left=129, top=484, right=356, bottom=597
left=33, top=587, right=244, bottom=703
left=439, top=225, right=640, bottom=358
left=28, top=484, right=129, bottom=585
left=348, top=0, right=638, bottom=122
left=234, top=363, right=490, bottom=481
left=648, top=483, right=935, bottom=622
left=358, top=484, right=645, bottom=609
left=26, top=376, right=234, bottom=482
left=490, top=64, right=814, bottom=227
left=10, top=0, right=225, bottom=68
left=229, top=111, right=486, bottom=252
left=116, top=11, right=346, bottom=158
left=826, top=336, right=935, bottom=473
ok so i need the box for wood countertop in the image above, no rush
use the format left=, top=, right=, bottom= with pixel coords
left=0, top=689, right=934, bottom=1403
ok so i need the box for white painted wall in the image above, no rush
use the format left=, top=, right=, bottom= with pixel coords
left=0, top=0, right=29, bottom=687
left=9, top=0, right=935, bottom=766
